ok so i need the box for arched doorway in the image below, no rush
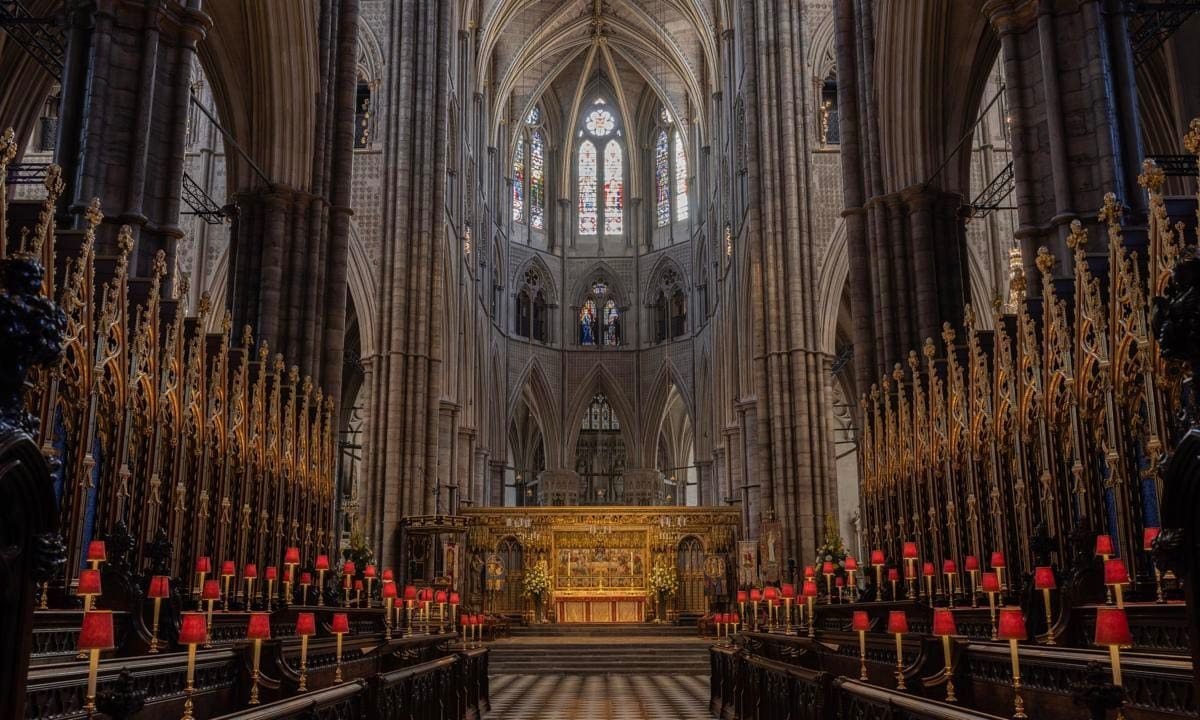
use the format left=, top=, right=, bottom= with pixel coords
left=494, top=536, right=525, bottom=616
left=676, top=536, right=706, bottom=616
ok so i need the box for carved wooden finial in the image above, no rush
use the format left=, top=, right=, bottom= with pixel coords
left=242, top=325, right=253, bottom=348
left=1035, top=246, right=1054, bottom=275
left=84, top=198, right=104, bottom=229
left=1139, top=158, right=1165, bottom=194
left=289, top=365, right=299, bottom=384
left=1098, top=192, right=1121, bottom=228
left=922, top=337, right=936, bottom=359
left=1066, top=219, right=1088, bottom=251
left=941, top=321, right=955, bottom=346
left=907, top=350, right=919, bottom=370
left=116, top=225, right=134, bottom=258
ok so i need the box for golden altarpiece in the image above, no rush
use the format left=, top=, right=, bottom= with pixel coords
left=462, top=507, right=739, bottom=623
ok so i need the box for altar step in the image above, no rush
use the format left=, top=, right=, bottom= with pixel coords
left=508, top=622, right=698, bottom=638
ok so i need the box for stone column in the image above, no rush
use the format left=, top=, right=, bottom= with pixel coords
left=363, top=1, right=452, bottom=566
left=56, top=0, right=210, bottom=279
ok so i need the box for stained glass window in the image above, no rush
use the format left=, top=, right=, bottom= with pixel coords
left=674, top=130, right=688, bottom=221
left=530, top=130, right=545, bottom=230
left=526, top=106, right=541, bottom=124
left=585, top=109, right=615, bottom=137
left=655, top=130, right=670, bottom=226
left=580, top=298, right=598, bottom=345
left=578, top=140, right=598, bottom=235
left=603, top=300, right=619, bottom=346
left=603, top=140, right=623, bottom=234
left=512, top=136, right=525, bottom=224
left=582, top=394, right=619, bottom=430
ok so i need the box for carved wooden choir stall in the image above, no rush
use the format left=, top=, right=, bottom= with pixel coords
left=709, top=135, right=1200, bottom=719
left=0, top=138, right=489, bottom=720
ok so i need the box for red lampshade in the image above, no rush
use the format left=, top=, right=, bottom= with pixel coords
left=772, top=598, right=783, bottom=607
left=997, top=608, right=1026, bottom=640
left=460, top=614, right=469, bottom=626
left=179, top=613, right=207, bottom=645
left=1104, top=558, right=1130, bottom=586
left=781, top=583, right=796, bottom=598
left=243, top=564, right=258, bottom=580
left=343, top=561, right=356, bottom=576
left=887, top=610, right=909, bottom=635
left=943, top=559, right=957, bottom=574
left=220, top=560, right=236, bottom=577
left=804, top=566, right=816, bottom=578
left=77, top=568, right=102, bottom=596
left=295, top=612, right=317, bottom=637
left=265, top=566, right=278, bottom=581
left=932, top=608, right=957, bottom=637
left=922, top=562, right=936, bottom=577
left=1034, top=566, right=1056, bottom=590
left=435, top=590, right=447, bottom=603
left=835, top=576, right=845, bottom=588
left=802, top=580, right=819, bottom=597
left=851, top=610, right=871, bottom=632
left=1094, top=607, right=1133, bottom=647
left=300, top=572, right=313, bottom=585
left=201, top=579, right=221, bottom=601
left=822, top=561, right=835, bottom=574
left=354, top=580, right=364, bottom=591
left=963, top=555, right=980, bottom=572
left=763, top=586, right=778, bottom=600
left=78, top=611, right=116, bottom=651
left=450, top=592, right=460, bottom=604
left=382, top=569, right=395, bottom=582
left=195, top=556, right=212, bottom=574
left=364, top=564, right=377, bottom=579
left=990, top=551, right=1006, bottom=569
left=981, top=572, right=1000, bottom=593
left=902, top=542, right=919, bottom=560
left=887, top=568, right=900, bottom=582
left=870, top=549, right=886, bottom=566
left=87, top=540, right=107, bottom=563
left=382, top=582, right=398, bottom=599
left=246, top=613, right=271, bottom=640
left=315, top=555, right=330, bottom=571
left=148, top=575, right=170, bottom=599
left=731, top=613, right=740, bottom=624
left=845, top=556, right=859, bottom=572
left=331, top=613, right=350, bottom=634
left=404, top=585, right=418, bottom=600
left=1094, top=534, right=1115, bottom=557
left=284, top=547, right=301, bottom=565
left=1143, top=527, right=1161, bottom=552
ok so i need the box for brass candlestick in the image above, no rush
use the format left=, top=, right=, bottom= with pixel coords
left=334, top=632, right=344, bottom=683
left=316, top=570, right=326, bottom=606
left=249, top=639, right=263, bottom=705
left=806, top=597, right=815, bottom=638
left=894, top=633, right=906, bottom=690
left=858, top=629, right=867, bottom=681
left=1008, top=639, right=1027, bottom=719
left=149, top=597, right=162, bottom=653
left=968, top=570, right=978, bottom=608
left=942, top=634, right=956, bottom=703
left=183, top=643, right=197, bottom=720
left=298, top=634, right=310, bottom=691
left=204, top=599, right=215, bottom=648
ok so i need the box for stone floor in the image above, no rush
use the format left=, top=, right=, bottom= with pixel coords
left=487, top=674, right=711, bottom=719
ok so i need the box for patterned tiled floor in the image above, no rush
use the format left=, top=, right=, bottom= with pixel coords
left=488, top=674, right=711, bottom=719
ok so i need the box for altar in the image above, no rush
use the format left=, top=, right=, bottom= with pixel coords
left=461, top=506, right=740, bottom=623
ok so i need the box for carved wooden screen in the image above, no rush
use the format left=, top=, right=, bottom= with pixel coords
left=676, top=536, right=706, bottom=614
left=495, top=537, right=525, bottom=615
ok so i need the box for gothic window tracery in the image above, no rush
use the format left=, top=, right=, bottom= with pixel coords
left=515, top=267, right=549, bottom=342
left=654, top=105, right=689, bottom=226
left=652, top=268, right=687, bottom=343
left=579, top=278, right=620, bottom=346
left=577, top=98, right=624, bottom=236
left=512, top=107, right=546, bottom=229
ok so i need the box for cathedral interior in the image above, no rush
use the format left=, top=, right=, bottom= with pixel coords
left=3, top=1, right=1200, bottom=719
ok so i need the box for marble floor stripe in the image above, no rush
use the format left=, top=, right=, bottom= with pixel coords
left=488, top=673, right=711, bottom=719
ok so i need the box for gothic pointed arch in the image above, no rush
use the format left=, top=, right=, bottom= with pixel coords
left=563, top=363, right=639, bottom=465
left=508, top=359, right=563, bottom=469
left=638, top=361, right=695, bottom=468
